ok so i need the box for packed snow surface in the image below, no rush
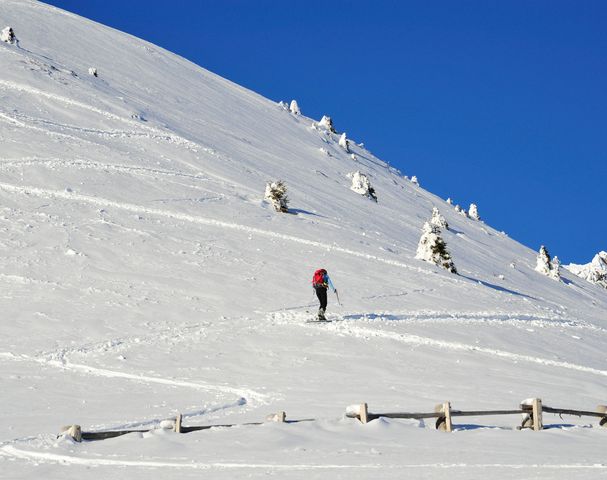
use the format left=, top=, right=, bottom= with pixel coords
left=1, top=1, right=606, bottom=478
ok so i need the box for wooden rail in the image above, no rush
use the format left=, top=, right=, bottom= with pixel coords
left=59, top=400, right=607, bottom=442
left=347, top=399, right=607, bottom=432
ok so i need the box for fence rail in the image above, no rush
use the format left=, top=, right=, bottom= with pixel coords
left=59, top=399, right=607, bottom=442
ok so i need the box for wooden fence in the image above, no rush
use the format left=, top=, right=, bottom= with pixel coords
left=347, top=399, right=607, bottom=432
left=59, top=399, right=607, bottom=442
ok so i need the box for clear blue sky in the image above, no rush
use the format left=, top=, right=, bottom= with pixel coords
left=45, top=0, right=606, bottom=264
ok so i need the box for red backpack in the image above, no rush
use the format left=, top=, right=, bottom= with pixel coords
left=312, top=269, right=327, bottom=287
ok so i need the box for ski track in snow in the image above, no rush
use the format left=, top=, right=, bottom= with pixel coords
left=0, top=181, right=457, bottom=280
left=0, top=352, right=270, bottom=405
left=268, top=311, right=607, bottom=378
left=1, top=445, right=605, bottom=471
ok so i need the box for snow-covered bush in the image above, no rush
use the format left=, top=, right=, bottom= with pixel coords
left=348, top=171, right=377, bottom=202
left=88, top=67, right=98, bottom=77
left=410, top=175, right=419, bottom=186
left=431, top=206, right=448, bottom=230
left=318, top=115, right=336, bottom=133
left=339, top=133, right=350, bottom=152
left=289, top=100, right=300, bottom=115
left=415, top=222, right=457, bottom=273
left=469, top=203, right=480, bottom=220
left=264, top=180, right=289, bottom=213
left=535, top=245, right=560, bottom=280
left=1, top=27, right=17, bottom=44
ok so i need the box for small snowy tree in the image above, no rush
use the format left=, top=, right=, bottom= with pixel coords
left=289, top=100, right=300, bottom=115
left=264, top=180, right=289, bottom=213
left=430, top=206, right=448, bottom=230
left=446, top=197, right=453, bottom=205
left=1, top=27, right=17, bottom=44
left=348, top=171, right=377, bottom=202
left=469, top=203, right=480, bottom=220
left=535, top=245, right=560, bottom=280
left=88, top=67, right=98, bottom=77
left=410, top=175, right=419, bottom=186
left=318, top=115, right=336, bottom=133
left=551, top=255, right=562, bottom=281
left=415, top=222, right=457, bottom=273
left=339, top=133, right=350, bottom=152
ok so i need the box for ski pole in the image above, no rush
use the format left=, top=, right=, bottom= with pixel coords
left=335, top=289, right=342, bottom=307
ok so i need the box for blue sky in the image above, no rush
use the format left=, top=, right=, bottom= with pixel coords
left=45, top=0, right=606, bottom=264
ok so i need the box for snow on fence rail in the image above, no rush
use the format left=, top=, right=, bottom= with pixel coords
left=59, top=399, right=607, bottom=442
left=347, top=399, right=607, bottom=432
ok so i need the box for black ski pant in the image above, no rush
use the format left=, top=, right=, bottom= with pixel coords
left=315, top=287, right=328, bottom=311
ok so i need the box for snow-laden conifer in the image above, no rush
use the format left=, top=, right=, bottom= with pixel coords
left=415, top=221, right=457, bottom=273
left=1, top=27, right=17, bottom=44
left=264, top=180, right=289, bottom=213
left=431, top=206, right=448, bottom=230
left=446, top=197, right=453, bottom=205
left=566, top=251, right=607, bottom=289
left=339, top=133, right=350, bottom=152
left=289, top=100, right=300, bottom=115
left=535, top=245, right=560, bottom=280
left=88, top=67, right=98, bottom=77
left=469, top=203, right=480, bottom=220
left=410, top=175, right=419, bottom=186
left=318, top=115, right=336, bottom=133
left=348, top=171, right=377, bottom=202
left=551, top=255, right=562, bottom=281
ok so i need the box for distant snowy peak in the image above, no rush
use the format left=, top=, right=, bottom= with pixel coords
left=566, top=251, right=607, bottom=289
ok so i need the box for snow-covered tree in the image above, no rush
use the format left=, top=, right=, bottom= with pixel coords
left=415, top=222, right=457, bottom=273
left=469, top=203, right=480, bottom=220
left=410, top=175, right=419, bottom=186
left=88, top=67, right=98, bottom=77
left=431, top=206, right=449, bottom=230
left=1, top=27, right=17, bottom=44
left=446, top=197, right=453, bottom=205
left=289, top=100, right=300, bottom=115
left=339, top=133, right=350, bottom=152
left=348, top=171, right=377, bottom=202
left=318, top=115, right=336, bottom=133
left=551, top=255, right=562, bottom=280
left=264, top=180, right=289, bottom=213
left=535, top=245, right=560, bottom=280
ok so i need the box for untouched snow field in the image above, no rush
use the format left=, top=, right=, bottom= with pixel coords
left=1, top=1, right=606, bottom=478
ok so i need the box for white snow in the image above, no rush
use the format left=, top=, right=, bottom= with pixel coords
left=1, top=2, right=607, bottom=479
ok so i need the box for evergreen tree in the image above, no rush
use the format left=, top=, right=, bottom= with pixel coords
left=349, top=171, right=377, bottom=202
left=289, top=100, right=300, bottom=115
left=469, top=203, right=480, bottom=220
left=431, top=206, right=449, bottom=230
left=339, top=133, right=350, bottom=152
left=410, top=175, right=419, bottom=186
left=318, top=115, right=336, bottom=133
left=264, top=180, right=289, bottom=213
left=415, top=222, right=457, bottom=273
left=535, top=245, right=560, bottom=280
left=1, top=27, right=17, bottom=44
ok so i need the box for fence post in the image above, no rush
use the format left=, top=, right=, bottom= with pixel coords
left=532, top=398, right=543, bottom=431
left=360, top=403, right=369, bottom=424
left=174, top=414, right=182, bottom=433
left=266, top=411, right=286, bottom=422
left=434, top=402, right=453, bottom=432
left=597, top=405, right=607, bottom=427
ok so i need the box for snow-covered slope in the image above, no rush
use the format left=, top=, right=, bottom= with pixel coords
left=1, top=2, right=606, bottom=478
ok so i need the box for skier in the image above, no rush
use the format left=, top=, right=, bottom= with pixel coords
left=312, top=268, right=337, bottom=321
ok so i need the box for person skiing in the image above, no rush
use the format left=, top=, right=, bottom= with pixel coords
left=312, top=268, right=337, bottom=320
